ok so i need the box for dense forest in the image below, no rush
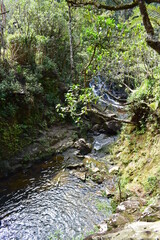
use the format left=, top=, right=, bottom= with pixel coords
left=0, top=0, right=160, bottom=239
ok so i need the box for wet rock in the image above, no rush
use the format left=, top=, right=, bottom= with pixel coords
left=53, top=137, right=74, bottom=153
left=91, top=166, right=100, bottom=173
left=91, top=173, right=104, bottom=184
left=93, top=134, right=116, bottom=153
left=84, top=158, right=105, bottom=171
left=105, top=187, right=115, bottom=198
left=84, top=222, right=108, bottom=240
left=74, top=138, right=92, bottom=155
left=140, top=204, right=160, bottom=222
left=86, top=161, right=101, bottom=173
left=94, top=221, right=160, bottom=240
left=49, top=170, right=69, bottom=188
left=92, top=124, right=101, bottom=132
left=97, top=222, right=108, bottom=233
left=67, top=162, right=84, bottom=170
left=107, top=213, right=130, bottom=229
left=83, top=156, right=108, bottom=184
left=72, top=171, right=86, bottom=181
left=109, top=165, right=119, bottom=174
left=3, top=125, right=79, bottom=177
left=83, top=156, right=106, bottom=171
left=116, top=199, right=140, bottom=214
left=104, top=121, right=122, bottom=134
left=150, top=198, right=160, bottom=211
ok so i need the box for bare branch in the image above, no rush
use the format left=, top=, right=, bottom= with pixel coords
left=138, top=0, right=160, bottom=54
left=146, top=39, right=160, bottom=54
left=138, top=0, right=154, bottom=36
left=66, top=0, right=139, bottom=11
left=0, top=11, right=9, bottom=15
left=121, top=82, right=134, bottom=93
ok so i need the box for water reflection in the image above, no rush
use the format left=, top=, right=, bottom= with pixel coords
left=0, top=153, right=110, bottom=240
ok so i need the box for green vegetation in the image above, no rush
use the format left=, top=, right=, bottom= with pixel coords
left=96, top=200, right=112, bottom=214
left=56, top=84, right=98, bottom=124
left=0, top=0, right=159, bottom=200
left=112, top=122, right=160, bottom=198
left=0, top=2, right=160, bottom=240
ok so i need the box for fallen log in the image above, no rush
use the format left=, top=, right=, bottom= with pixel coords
left=87, top=108, right=134, bottom=124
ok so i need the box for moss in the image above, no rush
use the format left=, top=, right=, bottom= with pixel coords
left=112, top=124, right=160, bottom=197
left=96, top=200, right=112, bottom=215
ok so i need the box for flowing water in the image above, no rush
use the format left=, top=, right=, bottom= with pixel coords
left=0, top=134, right=114, bottom=240
left=89, top=75, right=126, bottom=108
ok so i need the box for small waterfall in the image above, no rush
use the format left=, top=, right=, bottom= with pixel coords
left=89, top=75, right=126, bottom=110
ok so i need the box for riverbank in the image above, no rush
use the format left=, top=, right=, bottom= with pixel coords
left=84, top=124, right=160, bottom=239
left=0, top=119, right=160, bottom=239
left=0, top=124, right=80, bottom=178
left=0, top=126, right=118, bottom=240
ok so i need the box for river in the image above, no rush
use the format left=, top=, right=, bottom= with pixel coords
left=0, top=76, right=124, bottom=240
left=0, top=133, right=115, bottom=240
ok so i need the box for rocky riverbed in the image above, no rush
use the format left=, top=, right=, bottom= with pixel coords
left=0, top=124, right=160, bottom=240
left=0, top=124, right=118, bottom=239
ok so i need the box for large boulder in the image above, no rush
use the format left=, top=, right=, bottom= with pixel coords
left=104, top=121, right=122, bottom=134
left=74, top=138, right=92, bottom=155
left=83, top=156, right=109, bottom=184
left=116, top=198, right=141, bottom=214
left=140, top=198, right=160, bottom=222
left=84, top=221, right=160, bottom=240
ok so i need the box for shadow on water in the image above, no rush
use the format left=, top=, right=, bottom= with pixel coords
left=0, top=155, right=64, bottom=201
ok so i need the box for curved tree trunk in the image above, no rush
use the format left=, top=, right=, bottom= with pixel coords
left=138, top=0, right=160, bottom=55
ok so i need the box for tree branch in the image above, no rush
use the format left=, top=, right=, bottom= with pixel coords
left=138, top=0, right=154, bottom=36
left=121, top=82, right=134, bottom=93
left=146, top=39, right=160, bottom=54
left=82, top=44, right=97, bottom=74
left=67, top=0, right=139, bottom=10
left=138, top=0, right=160, bottom=54
left=66, top=0, right=160, bottom=54
left=0, top=11, right=9, bottom=15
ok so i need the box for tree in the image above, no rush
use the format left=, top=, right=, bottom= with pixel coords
left=66, top=0, right=160, bottom=54
left=0, top=0, right=8, bottom=59
left=68, top=4, right=75, bottom=82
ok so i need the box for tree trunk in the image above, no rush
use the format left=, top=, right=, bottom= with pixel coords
left=138, top=0, right=160, bottom=54
left=68, top=4, right=75, bottom=82
left=0, top=0, right=6, bottom=60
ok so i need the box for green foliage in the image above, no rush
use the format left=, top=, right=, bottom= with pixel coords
left=110, top=199, right=118, bottom=213
left=0, top=0, right=159, bottom=161
left=0, top=122, right=27, bottom=158
left=7, top=33, right=36, bottom=65
left=128, top=76, right=160, bottom=128
left=56, top=84, right=98, bottom=124
left=129, top=6, right=160, bottom=32
left=144, top=176, right=159, bottom=194
left=96, top=200, right=112, bottom=215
